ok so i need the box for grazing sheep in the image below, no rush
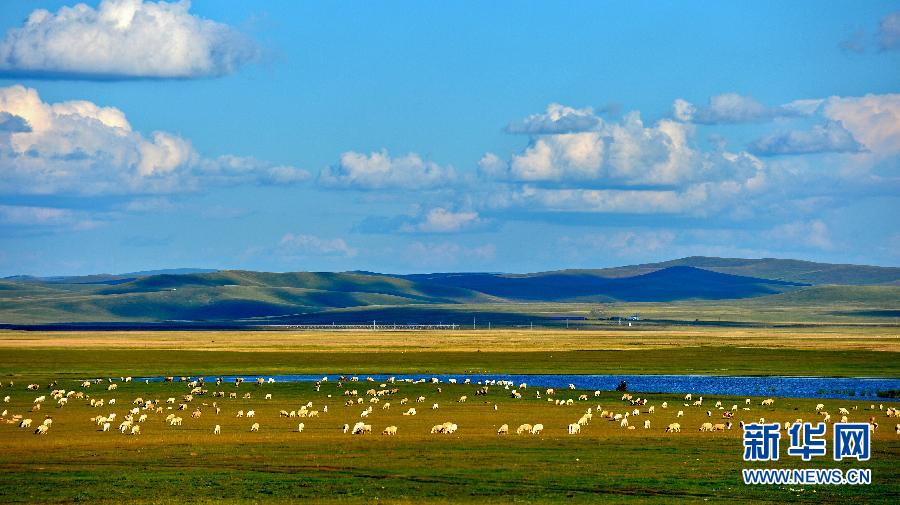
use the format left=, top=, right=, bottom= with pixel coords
left=666, top=423, right=681, bottom=433
left=531, top=423, right=544, bottom=435
left=497, top=424, right=509, bottom=435
left=676, top=410, right=684, bottom=418
left=383, top=425, right=397, bottom=436
left=815, top=403, right=825, bottom=411
left=265, top=394, right=272, bottom=400
left=516, top=424, right=533, bottom=435
left=19, top=419, right=32, bottom=428
left=402, top=408, right=417, bottom=416
left=648, top=406, right=655, bottom=414
left=712, top=423, right=727, bottom=431
left=620, top=418, right=629, bottom=428
left=684, top=394, right=692, bottom=401
left=352, top=422, right=371, bottom=435
left=250, top=423, right=260, bottom=432
left=246, top=410, right=255, bottom=418
left=130, top=425, right=141, bottom=435
left=214, top=425, right=221, bottom=435
left=342, top=424, right=350, bottom=434
left=644, top=420, right=651, bottom=429
left=34, top=424, right=49, bottom=435
left=297, top=423, right=305, bottom=433
left=236, top=410, right=244, bottom=418
left=761, top=399, right=774, bottom=406
left=432, top=403, right=439, bottom=410
left=568, top=423, right=581, bottom=434
left=458, top=396, right=467, bottom=403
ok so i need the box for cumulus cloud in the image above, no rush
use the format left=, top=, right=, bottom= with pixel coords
left=492, top=110, right=762, bottom=188
left=750, top=121, right=863, bottom=156
left=399, top=208, right=483, bottom=233
left=0, top=111, right=30, bottom=132
left=278, top=233, right=357, bottom=258
left=510, top=132, right=605, bottom=181
left=821, top=93, right=900, bottom=158
left=319, top=150, right=455, bottom=190
left=505, top=103, right=601, bottom=134
left=673, top=93, right=803, bottom=124
left=0, top=0, right=259, bottom=79
left=0, top=85, right=307, bottom=194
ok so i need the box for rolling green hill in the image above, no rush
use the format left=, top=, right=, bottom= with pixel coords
left=0, top=258, right=896, bottom=325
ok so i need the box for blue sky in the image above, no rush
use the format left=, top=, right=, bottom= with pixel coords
left=0, top=0, right=898, bottom=276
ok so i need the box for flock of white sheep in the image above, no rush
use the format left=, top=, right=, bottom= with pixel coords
left=2, top=376, right=898, bottom=440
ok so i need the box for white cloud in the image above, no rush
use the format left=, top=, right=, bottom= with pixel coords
left=750, top=120, right=863, bottom=156
left=504, top=185, right=710, bottom=215
left=0, top=0, right=259, bottom=79
left=405, top=241, right=496, bottom=267
left=0, top=204, right=70, bottom=225
left=278, top=233, right=357, bottom=258
left=821, top=93, right=900, bottom=158
left=122, top=197, right=176, bottom=213
left=673, top=93, right=803, bottom=124
left=319, top=150, right=455, bottom=190
left=0, top=85, right=307, bottom=194
left=510, top=132, right=605, bottom=181
left=505, top=103, right=601, bottom=134
left=878, top=11, right=900, bottom=50
left=495, top=109, right=762, bottom=188
left=399, top=208, right=483, bottom=233
left=0, top=204, right=102, bottom=230
left=477, top=152, right=508, bottom=178
left=562, top=230, right=676, bottom=259
left=766, top=220, right=833, bottom=250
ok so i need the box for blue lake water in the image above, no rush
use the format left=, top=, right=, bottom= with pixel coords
left=139, top=373, right=900, bottom=401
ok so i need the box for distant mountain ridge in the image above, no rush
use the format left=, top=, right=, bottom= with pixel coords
left=0, top=257, right=896, bottom=325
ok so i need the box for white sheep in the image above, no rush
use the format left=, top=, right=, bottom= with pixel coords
left=297, top=423, right=305, bottom=433
left=497, top=424, right=509, bottom=435
left=214, top=425, right=221, bottom=435
left=567, top=423, right=581, bottom=434
left=383, top=425, right=397, bottom=435
left=531, top=423, right=544, bottom=435
left=250, top=422, right=260, bottom=432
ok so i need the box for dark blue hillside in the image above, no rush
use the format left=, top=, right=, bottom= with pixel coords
left=403, top=266, right=807, bottom=301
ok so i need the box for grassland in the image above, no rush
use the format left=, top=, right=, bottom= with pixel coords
left=0, top=327, right=897, bottom=503
left=1, top=377, right=898, bottom=504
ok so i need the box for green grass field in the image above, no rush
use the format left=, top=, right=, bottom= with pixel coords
left=1, top=378, right=898, bottom=504
left=1, top=328, right=897, bottom=503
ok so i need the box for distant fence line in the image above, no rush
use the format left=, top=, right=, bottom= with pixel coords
left=259, top=323, right=462, bottom=331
